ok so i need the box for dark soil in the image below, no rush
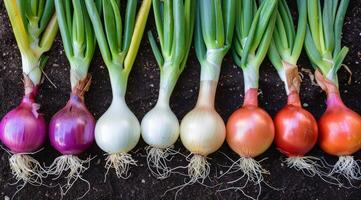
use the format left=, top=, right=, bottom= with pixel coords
left=1, top=1, right=361, bottom=200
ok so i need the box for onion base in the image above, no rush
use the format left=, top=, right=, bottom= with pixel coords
left=104, top=152, right=137, bottom=180
left=46, top=155, right=92, bottom=198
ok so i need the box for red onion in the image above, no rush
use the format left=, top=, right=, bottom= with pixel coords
left=274, top=92, right=318, bottom=157
left=0, top=88, right=46, bottom=153
left=49, top=94, right=95, bottom=155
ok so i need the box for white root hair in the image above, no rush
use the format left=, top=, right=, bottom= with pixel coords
left=0, top=146, right=48, bottom=199
left=104, top=152, right=137, bottom=181
left=9, top=154, right=46, bottom=186
left=46, top=155, right=92, bottom=199
left=188, top=154, right=211, bottom=183
left=162, top=154, right=215, bottom=199
left=217, top=154, right=277, bottom=200
left=285, top=156, right=326, bottom=177
left=285, top=156, right=342, bottom=186
left=237, top=157, right=269, bottom=184
left=329, top=156, right=361, bottom=187
left=146, top=146, right=179, bottom=179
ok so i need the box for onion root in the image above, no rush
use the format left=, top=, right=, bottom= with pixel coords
left=9, top=154, right=46, bottom=185
left=188, top=154, right=210, bottom=183
left=330, top=156, right=361, bottom=183
left=146, top=146, right=179, bottom=179
left=104, top=152, right=137, bottom=180
left=285, top=156, right=325, bottom=177
left=46, top=155, right=92, bottom=198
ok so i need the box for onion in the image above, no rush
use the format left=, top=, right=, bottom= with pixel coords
left=273, top=91, right=326, bottom=178
left=141, top=102, right=179, bottom=149
left=226, top=89, right=274, bottom=158
left=46, top=75, right=96, bottom=197
left=95, top=97, right=140, bottom=178
left=140, top=0, right=196, bottom=180
left=0, top=90, right=46, bottom=153
left=180, top=81, right=226, bottom=182
left=0, top=79, right=47, bottom=186
left=95, top=98, right=140, bottom=155
left=85, top=0, right=151, bottom=179
left=312, top=71, right=361, bottom=182
left=319, top=92, right=361, bottom=156
left=141, top=98, right=180, bottom=178
left=319, top=92, right=361, bottom=181
left=2, top=0, right=57, bottom=189
left=274, top=92, right=318, bottom=157
left=49, top=94, right=95, bottom=155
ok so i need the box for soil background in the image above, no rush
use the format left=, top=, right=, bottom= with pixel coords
left=0, top=1, right=361, bottom=200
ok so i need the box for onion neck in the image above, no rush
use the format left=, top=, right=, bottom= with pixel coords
left=243, top=88, right=258, bottom=107
left=108, top=67, right=128, bottom=103
left=326, top=92, right=345, bottom=109
left=279, top=61, right=301, bottom=95
left=157, top=62, right=179, bottom=107
left=314, top=70, right=345, bottom=109
left=22, top=74, right=37, bottom=104
left=196, top=81, right=217, bottom=108
left=287, top=91, right=301, bottom=107
left=68, top=93, right=85, bottom=106
left=196, top=49, right=224, bottom=109
left=71, top=74, right=92, bottom=101
left=243, top=65, right=259, bottom=93
left=70, top=62, right=89, bottom=90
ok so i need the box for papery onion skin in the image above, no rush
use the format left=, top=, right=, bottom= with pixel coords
left=226, top=88, right=275, bottom=158
left=274, top=92, right=318, bottom=157
left=49, top=94, right=95, bottom=155
left=319, top=92, right=361, bottom=156
left=0, top=90, right=46, bottom=153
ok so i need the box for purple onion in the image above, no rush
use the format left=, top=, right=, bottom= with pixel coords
left=49, top=94, right=95, bottom=155
left=0, top=91, right=46, bottom=153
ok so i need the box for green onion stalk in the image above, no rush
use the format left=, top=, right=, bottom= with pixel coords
left=268, top=0, right=323, bottom=177
left=85, top=0, right=151, bottom=179
left=223, top=0, right=277, bottom=189
left=305, top=0, right=361, bottom=182
left=1, top=0, right=58, bottom=187
left=140, top=0, right=195, bottom=179
left=179, top=0, right=236, bottom=184
left=45, top=0, right=97, bottom=197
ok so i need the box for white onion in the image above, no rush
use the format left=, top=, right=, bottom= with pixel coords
left=141, top=103, right=179, bottom=148
left=95, top=98, right=140, bottom=154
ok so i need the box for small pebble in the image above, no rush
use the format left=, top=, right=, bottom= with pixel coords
left=303, top=103, right=309, bottom=107
left=141, top=179, right=145, bottom=184
left=4, top=196, right=10, bottom=200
